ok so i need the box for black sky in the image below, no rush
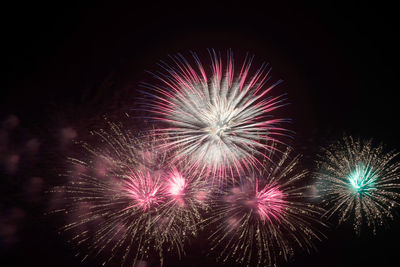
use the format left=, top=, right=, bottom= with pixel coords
left=1, top=1, right=399, bottom=267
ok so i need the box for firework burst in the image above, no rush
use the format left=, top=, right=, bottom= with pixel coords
left=207, top=149, right=325, bottom=267
left=140, top=50, right=289, bottom=180
left=50, top=120, right=210, bottom=266
left=315, top=136, right=400, bottom=234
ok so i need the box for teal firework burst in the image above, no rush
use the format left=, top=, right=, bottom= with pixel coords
left=347, top=164, right=376, bottom=193
left=315, top=136, right=400, bottom=234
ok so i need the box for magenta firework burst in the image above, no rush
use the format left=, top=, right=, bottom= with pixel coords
left=207, top=149, right=325, bottom=267
left=140, top=50, right=289, bottom=180
left=50, top=120, right=210, bottom=266
left=315, top=136, right=400, bottom=234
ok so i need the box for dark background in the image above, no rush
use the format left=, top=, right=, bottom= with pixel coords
left=1, top=1, right=399, bottom=267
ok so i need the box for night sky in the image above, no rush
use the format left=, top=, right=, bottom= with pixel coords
left=1, top=2, right=399, bottom=267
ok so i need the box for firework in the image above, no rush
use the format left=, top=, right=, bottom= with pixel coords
left=207, top=149, right=325, bottom=267
left=140, top=50, right=289, bottom=180
left=50, top=120, right=210, bottom=266
left=315, top=136, right=400, bottom=234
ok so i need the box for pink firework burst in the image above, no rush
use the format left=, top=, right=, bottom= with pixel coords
left=123, top=169, right=163, bottom=211
left=50, top=120, right=210, bottom=266
left=165, top=167, right=188, bottom=207
left=207, top=149, right=326, bottom=267
left=254, top=181, right=286, bottom=222
left=140, top=50, right=289, bottom=181
left=160, top=164, right=212, bottom=227
left=166, top=167, right=186, bottom=197
left=223, top=179, right=287, bottom=225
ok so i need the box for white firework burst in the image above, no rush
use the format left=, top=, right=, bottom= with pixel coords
left=140, top=50, right=289, bottom=180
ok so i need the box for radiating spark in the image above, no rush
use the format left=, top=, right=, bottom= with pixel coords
left=207, top=149, right=325, bottom=267
left=139, top=50, right=290, bottom=181
left=315, top=135, right=400, bottom=234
